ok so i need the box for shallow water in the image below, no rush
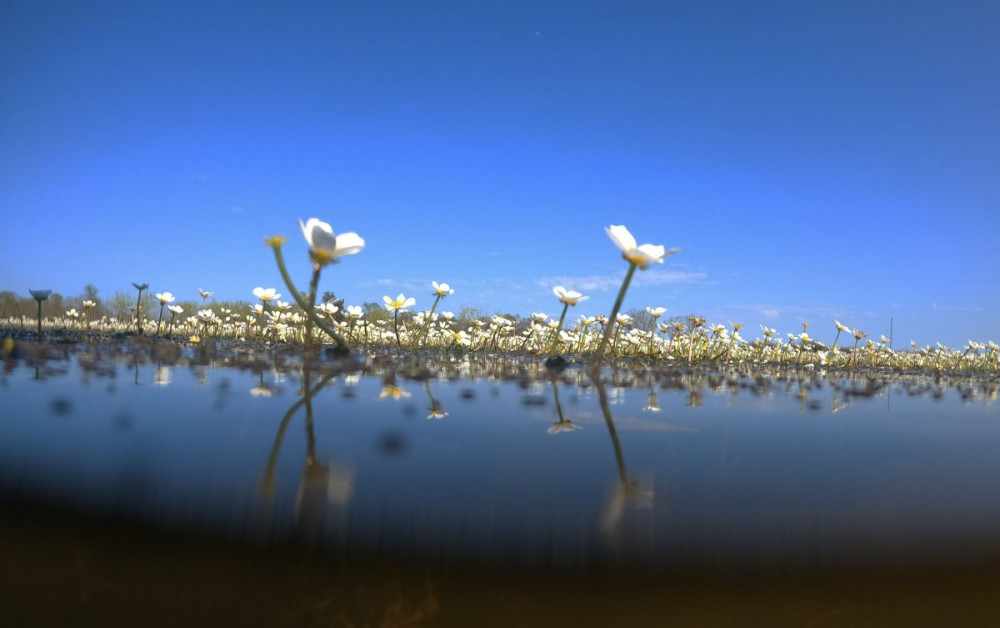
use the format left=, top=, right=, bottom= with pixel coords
left=3, top=340, right=1000, bottom=624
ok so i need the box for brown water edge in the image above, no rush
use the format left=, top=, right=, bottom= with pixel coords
left=5, top=501, right=1000, bottom=628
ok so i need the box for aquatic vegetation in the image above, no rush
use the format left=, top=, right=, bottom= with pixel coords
left=2, top=220, right=996, bottom=374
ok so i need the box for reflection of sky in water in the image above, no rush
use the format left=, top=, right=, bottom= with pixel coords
left=2, top=356, right=999, bottom=572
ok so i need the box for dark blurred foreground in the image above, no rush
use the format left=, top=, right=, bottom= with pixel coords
left=5, top=501, right=1000, bottom=628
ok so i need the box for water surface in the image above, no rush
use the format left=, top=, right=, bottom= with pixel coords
left=3, top=341, right=1000, bottom=624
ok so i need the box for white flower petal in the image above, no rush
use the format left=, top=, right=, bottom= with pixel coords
left=333, top=231, right=365, bottom=257
left=606, top=225, right=637, bottom=253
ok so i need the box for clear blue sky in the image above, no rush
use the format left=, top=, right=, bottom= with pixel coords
left=2, top=1, right=997, bottom=348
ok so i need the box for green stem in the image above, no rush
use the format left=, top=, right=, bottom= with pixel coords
left=36, top=299, right=43, bottom=335
left=547, top=303, right=570, bottom=354
left=646, top=318, right=657, bottom=356
left=393, top=310, right=401, bottom=347
left=304, top=264, right=321, bottom=355
left=417, top=295, right=442, bottom=349
left=156, top=303, right=165, bottom=338
left=135, top=290, right=144, bottom=334
left=270, top=243, right=349, bottom=352
left=592, top=262, right=637, bottom=365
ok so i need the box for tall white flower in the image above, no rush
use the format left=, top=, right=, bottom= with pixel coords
left=606, top=225, right=678, bottom=269
left=553, top=286, right=588, bottom=306
left=431, top=281, right=454, bottom=297
left=383, top=293, right=416, bottom=312
left=317, top=302, right=339, bottom=316
left=155, top=292, right=175, bottom=304
left=298, top=218, right=365, bottom=265
left=253, top=287, right=280, bottom=302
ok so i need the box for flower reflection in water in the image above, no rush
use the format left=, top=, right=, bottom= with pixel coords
left=591, top=372, right=654, bottom=537
left=424, top=380, right=448, bottom=419
left=547, top=380, right=581, bottom=434
left=250, top=372, right=274, bottom=397
left=643, top=389, right=661, bottom=412
left=262, top=368, right=355, bottom=541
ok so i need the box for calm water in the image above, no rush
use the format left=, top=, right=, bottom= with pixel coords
left=4, top=340, right=999, bottom=579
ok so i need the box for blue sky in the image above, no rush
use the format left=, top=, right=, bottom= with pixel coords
left=2, top=1, right=997, bottom=348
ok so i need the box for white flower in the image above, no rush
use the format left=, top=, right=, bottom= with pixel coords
left=298, top=218, right=365, bottom=265
left=605, top=225, right=678, bottom=269
left=431, top=281, right=454, bottom=297
left=155, top=292, right=175, bottom=304
left=383, top=293, right=416, bottom=312
left=317, top=302, right=339, bottom=316
left=253, top=287, right=280, bottom=302
left=346, top=305, right=364, bottom=319
left=646, top=306, right=667, bottom=318
left=167, top=305, right=183, bottom=315
left=198, top=289, right=213, bottom=300
left=553, top=286, right=588, bottom=306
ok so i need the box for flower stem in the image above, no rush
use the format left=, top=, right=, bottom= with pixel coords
left=269, top=241, right=349, bottom=352
left=156, top=303, right=165, bottom=338
left=547, top=303, right=569, bottom=354
left=592, top=262, right=637, bottom=365
left=135, top=290, right=144, bottom=334
left=417, top=295, right=441, bottom=350
left=304, top=263, right=321, bottom=355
